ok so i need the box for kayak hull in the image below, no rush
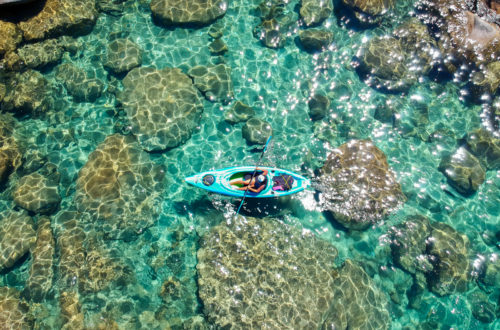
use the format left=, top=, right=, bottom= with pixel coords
left=185, top=166, right=310, bottom=198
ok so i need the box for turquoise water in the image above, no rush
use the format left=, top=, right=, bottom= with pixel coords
left=0, top=0, right=499, bottom=328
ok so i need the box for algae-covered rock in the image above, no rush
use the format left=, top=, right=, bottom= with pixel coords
left=242, top=117, right=273, bottom=144
left=1, top=69, right=53, bottom=116
left=119, top=67, right=203, bottom=151
left=55, top=63, right=104, bottom=102
left=24, top=216, right=55, bottom=302
left=468, top=61, right=500, bottom=100
left=75, top=134, right=165, bottom=240
left=104, top=38, right=142, bottom=74
left=320, top=139, right=405, bottom=229
left=465, top=128, right=500, bottom=170
left=253, top=18, right=286, bottom=49
left=197, top=216, right=339, bottom=328
left=150, top=0, right=227, bottom=27
left=188, top=64, right=234, bottom=103
left=322, top=259, right=391, bottom=329
left=0, top=287, right=33, bottom=329
left=300, top=0, right=333, bottom=26
left=224, top=101, right=255, bottom=124
left=0, top=20, right=22, bottom=57
left=298, top=28, right=333, bottom=52
left=17, top=0, right=98, bottom=41
left=0, top=210, right=36, bottom=271
left=438, top=147, right=485, bottom=195
left=13, top=167, right=61, bottom=214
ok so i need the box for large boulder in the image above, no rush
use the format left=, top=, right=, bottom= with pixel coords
left=188, top=64, right=234, bottom=104
left=119, top=67, right=204, bottom=151
left=104, top=38, right=142, bottom=74
left=319, top=139, right=406, bottom=229
left=74, top=134, right=165, bottom=240
left=197, top=216, right=339, bottom=328
left=150, top=0, right=227, bottom=27
left=300, top=0, right=333, bottom=26
left=0, top=210, right=36, bottom=271
left=17, top=0, right=98, bottom=41
left=438, top=147, right=486, bottom=195
left=1, top=69, right=53, bottom=116
left=55, top=63, right=104, bottom=102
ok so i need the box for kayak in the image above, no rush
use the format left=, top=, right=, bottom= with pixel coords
left=185, top=166, right=310, bottom=198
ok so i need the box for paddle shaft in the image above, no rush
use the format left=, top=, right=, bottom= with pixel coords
left=236, top=135, right=272, bottom=214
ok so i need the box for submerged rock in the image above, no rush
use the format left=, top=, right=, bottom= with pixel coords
left=188, top=64, right=234, bottom=103
left=242, top=117, right=273, bottom=144
left=0, top=114, right=22, bottom=185
left=17, top=0, right=97, bottom=41
left=75, top=134, right=165, bottom=240
left=357, top=36, right=415, bottom=92
left=389, top=215, right=472, bottom=297
left=0, top=210, right=36, bottom=272
left=150, top=0, right=227, bottom=27
left=1, top=69, right=53, bottom=116
left=119, top=66, right=204, bottom=151
left=197, top=216, right=339, bottom=328
left=427, top=222, right=471, bottom=296
left=468, top=61, right=500, bottom=100
left=323, top=259, right=390, bottom=329
left=0, top=287, right=33, bottom=329
left=0, top=21, right=22, bottom=57
left=320, top=139, right=405, bottom=229
left=55, top=63, right=104, bottom=103
left=438, top=147, right=486, bottom=195
left=24, top=216, right=55, bottom=302
left=13, top=166, right=61, bottom=214
left=224, top=101, right=255, bottom=124
left=104, top=38, right=142, bottom=74
left=298, top=29, right=333, bottom=52
left=59, top=291, right=84, bottom=329
left=465, top=128, right=500, bottom=170
left=308, top=93, right=330, bottom=120
left=342, top=0, right=394, bottom=17
left=208, top=38, right=228, bottom=55
left=300, top=0, right=333, bottom=26
left=6, top=38, right=63, bottom=70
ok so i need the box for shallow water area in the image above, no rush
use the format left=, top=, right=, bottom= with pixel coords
left=0, top=0, right=499, bottom=328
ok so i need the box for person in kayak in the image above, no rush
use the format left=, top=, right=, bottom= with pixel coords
left=230, top=167, right=268, bottom=193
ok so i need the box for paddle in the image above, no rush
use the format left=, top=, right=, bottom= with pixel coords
left=236, top=135, right=272, bottom=215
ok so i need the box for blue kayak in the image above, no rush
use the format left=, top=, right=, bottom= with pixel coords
left=185, top=166, right=310, bottom=198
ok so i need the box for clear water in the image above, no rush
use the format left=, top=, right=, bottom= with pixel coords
left=0, top=0, right=499, bottom=328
